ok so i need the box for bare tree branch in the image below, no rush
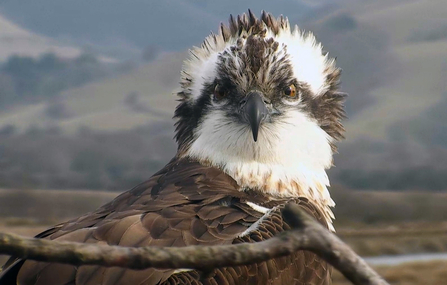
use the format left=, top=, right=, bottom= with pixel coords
left=0, top=203, right=388, bottom=285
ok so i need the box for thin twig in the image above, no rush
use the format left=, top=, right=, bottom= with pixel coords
left=0, top=203, right=389, bottom=285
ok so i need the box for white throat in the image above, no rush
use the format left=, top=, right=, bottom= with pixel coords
left=184, top=108, right=335, bottom=230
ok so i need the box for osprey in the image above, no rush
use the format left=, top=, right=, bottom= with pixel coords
left=1, top=11, right=345, bottom=285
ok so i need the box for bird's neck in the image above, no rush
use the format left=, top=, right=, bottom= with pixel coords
left=183, top=149, right=335, bottom=231
left=198, top=157, right=335, bottom=231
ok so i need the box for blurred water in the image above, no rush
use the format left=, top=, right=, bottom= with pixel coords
left=365, top=252, right=447, bottom=266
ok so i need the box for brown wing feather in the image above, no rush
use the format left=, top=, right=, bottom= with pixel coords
left=167, top=198, right=332, bottom=285
left=0, top=159, right=331, bottom=285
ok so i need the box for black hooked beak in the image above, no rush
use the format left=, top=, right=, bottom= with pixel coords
left=240, top=92, right=268, bottom=142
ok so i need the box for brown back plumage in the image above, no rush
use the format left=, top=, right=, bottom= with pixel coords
left=1, top=159, right=331, bottom=285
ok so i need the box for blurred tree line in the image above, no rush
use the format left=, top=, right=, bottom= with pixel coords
left=0, top=52, right=129, bottom=107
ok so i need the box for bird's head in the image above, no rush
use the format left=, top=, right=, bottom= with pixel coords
left=174, top=11, right=345, bottom=223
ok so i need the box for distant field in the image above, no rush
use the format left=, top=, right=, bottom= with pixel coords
left=332, top=186, right=447, bottom=225
left=0, top=188, right=117, bottom=223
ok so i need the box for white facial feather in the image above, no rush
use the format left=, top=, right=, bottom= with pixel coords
left=185, top=51, right=219, bottom=102
left=182, top=36, right=234, bottom=102
left=269, top=26, right=336, bottom=95
left=185, top=107, right=335, bottom=229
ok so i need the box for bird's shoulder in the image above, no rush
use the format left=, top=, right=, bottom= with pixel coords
left=46, top=158, right=276, bottom=242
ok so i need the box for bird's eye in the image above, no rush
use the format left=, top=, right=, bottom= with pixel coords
left=284, top=84, right=297, bottom=98
left=214, top=84, right=227, bottom=100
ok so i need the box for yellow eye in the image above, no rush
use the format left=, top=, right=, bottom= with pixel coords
left=284, top=84, right=297, bottom=98
left=214, top=84, right=227, bottom=100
